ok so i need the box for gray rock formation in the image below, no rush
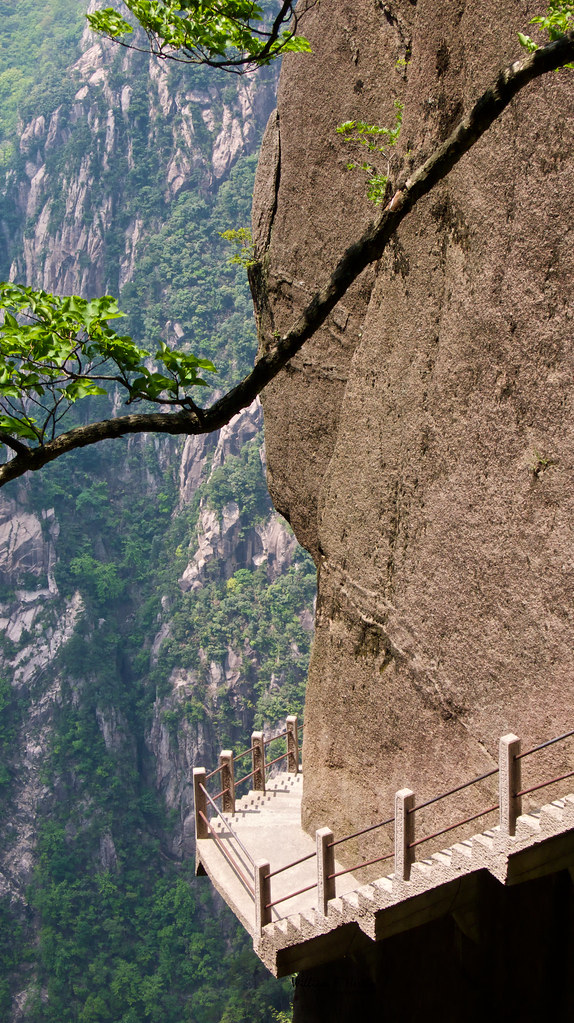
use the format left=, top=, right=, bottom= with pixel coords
left=252, top=0, right=574, bottom=856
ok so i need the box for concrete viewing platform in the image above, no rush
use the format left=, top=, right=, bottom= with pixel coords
left=196, top=773, right=361, bottom=932
left=195, top=761, right=574, bottom=977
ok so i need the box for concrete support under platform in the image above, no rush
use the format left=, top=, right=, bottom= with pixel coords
left=293, top=868, right=574, bottom=1022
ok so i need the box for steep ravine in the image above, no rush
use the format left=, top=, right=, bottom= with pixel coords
left=0, top=5, right=310, bottom=1020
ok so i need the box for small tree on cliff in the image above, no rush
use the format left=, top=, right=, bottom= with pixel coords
left=0, top=2, right=572, bottom=489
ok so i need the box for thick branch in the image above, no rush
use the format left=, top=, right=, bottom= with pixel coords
left=0, top=432, right=30, bottom=458
left=1, top=32, right=572, bottom=489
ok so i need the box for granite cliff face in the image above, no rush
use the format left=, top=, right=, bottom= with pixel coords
left=252, top=0, right=574, bottom=853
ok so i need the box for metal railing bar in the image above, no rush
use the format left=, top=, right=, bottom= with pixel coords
left=328, top=814, right=395, bottom=848
left=265, top=850, right=316, bottom=880
left=210, top=787, right=229, bottom=802
left=266, top=752, right=289, bottom=769
left=263, top=729, right=288, bottom=747
left=205, top=765, right=223, bottom=781
left=265, top=882, right=317, bottom=909
left=515, top=769, right=574, bottom=799
left=233, top=744, right=256, bottom=762
left=200, top=812, right=255, bottom=897
left=516, top=728, right=574, bottom=761
left=407, top=803, right=500, bottom=850
left=200, top=784, right=256, bottom=867
left=235, top=768, right=258, bottom=787
left=408, top=767, right=499, bottom=814
left=328, top=849, right=395, bottom=880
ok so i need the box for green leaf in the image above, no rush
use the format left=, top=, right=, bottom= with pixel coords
left=86, top=8, right=134, bottom=38
left=0, top=415, right=38, bottom=441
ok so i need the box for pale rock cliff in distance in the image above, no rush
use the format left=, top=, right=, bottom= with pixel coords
left=252, top=0, right=574, bottom=856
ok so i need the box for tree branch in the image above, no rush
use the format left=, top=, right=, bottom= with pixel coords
left=0, top=432, right=31, bottom=458
left=1, top=32, right=572, bottom=489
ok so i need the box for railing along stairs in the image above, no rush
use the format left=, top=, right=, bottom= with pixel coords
left=194, top=721, right=574, bottom=939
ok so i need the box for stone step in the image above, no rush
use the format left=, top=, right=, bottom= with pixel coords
left=539, top=801, right=564, bottom=831
left=200, top=764, right=574, bottom=976
left=563, top=794, right=574, bottom=825
left=300, top=909, right=318, bottom=935
left=515, top=811, right=541, bottom=840
left=272, top=918, right=291, bottom=939
left=450, top=840, right=473, bottom=871
left=471, top=832, right=494, bottom=860
left=431, top=849, right=453, bottom=868
left=340, top=891, right=360, bottom=912
left=356, top=884, right=378, bottom=912
left=410, top=860, right=433, bottom=882
left=371, top=876, right=393, bottom=906
left=326, top=896, right=345, bottom=921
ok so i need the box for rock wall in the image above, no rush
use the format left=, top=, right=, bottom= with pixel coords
left=253, top=0, right=574, bottom=854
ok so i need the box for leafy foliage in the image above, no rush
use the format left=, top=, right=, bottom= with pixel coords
left=87, top=0, right=311, bottom=72
left=336, top=101, right=403, bottom=204
left=1, top=432, right=304, bottom=1022
left=0, top=677, right=21, bottom=795
left=0, top=0, right=83, bottom=165
left=519, top=0, right=574, bottom=67
left=0, top=2, right=312, bottom=1020
left=220, top=227, right=257, bottom=267
left=120, top=158, right=261, bottom=389
left=203, top=439, right=270, bottom=521
left=0, top=285, right=216, bottom=446
left=25, top=686, right=292, bottom=1023
left=157, top=552, right=315, bottom=731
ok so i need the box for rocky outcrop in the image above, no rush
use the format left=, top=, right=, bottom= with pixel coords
left=0, top=0, right=288, bottom=938
left=4, top=11, right=276, bottom=295
left=253, top=0, right=574, bottom=853
left=148, top=400, right=300, bottom=851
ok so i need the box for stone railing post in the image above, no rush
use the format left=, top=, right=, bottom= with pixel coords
left=286, top=715, right=299, bottom=774
left=395, top=788, right=415, bottom=881
left=252, top=731, right=266, bottom=792
left=316, top=827, right=336, bottom=916
left=255, top=859, right=271, bottom=934
left=219, top=750, right=235, bottom=813
left=499, top=733, right=522, bottom=837
left=193, top=767, right=208, bottom=840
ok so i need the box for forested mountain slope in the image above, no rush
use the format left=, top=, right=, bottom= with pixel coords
left=0, top=4, right=313, bottom=1020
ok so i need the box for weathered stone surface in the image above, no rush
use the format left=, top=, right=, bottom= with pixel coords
left=253, top=0, right=574, bottom=857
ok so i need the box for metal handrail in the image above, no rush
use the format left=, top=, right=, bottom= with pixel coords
left=263, top=729, right=288, bottom=747
left=408, top=766, right=499, bottom=815
left=200, top=784, right=256, bottom=868
left=407, top=802, right=499, bottom=850
left=235, top=767, right=258, bottom=788
left=197, top=718, right=574, bottom=931
left=266, top=881, right=317, bottom=910
left=266, top=850, right=316, bottom=880
left=516, top=727, right=574, bottom=760
left=266, top=751, right=289, bottom=769
left=328, top=849, right=395, bottom=880
left=515, top=769, right=574, bottom=799
left=328, top=813, right=395, bottom=849
left=200, top=812, right=255, bottom=897
left=233, top=744, right=256, bottom=762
